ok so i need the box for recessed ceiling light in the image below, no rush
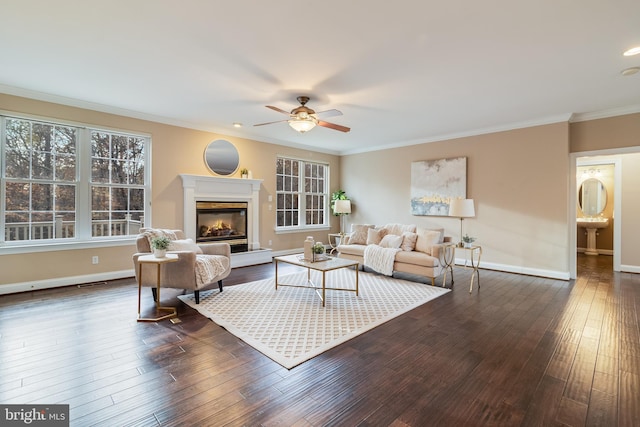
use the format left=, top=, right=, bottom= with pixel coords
left=621, top=67, right=640, bottom=76
left=623, top=46, right=640, bottom=56
left=233, top=122, right=243, bottom=128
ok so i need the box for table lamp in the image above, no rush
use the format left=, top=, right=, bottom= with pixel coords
left=334, top=199, right=351, bottom=236
left=448, top=198, right=475, bottom=247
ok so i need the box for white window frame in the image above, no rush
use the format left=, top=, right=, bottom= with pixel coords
left=275, top=156, right=330, bottom=233
left=0, top=111, right=151, bottom=254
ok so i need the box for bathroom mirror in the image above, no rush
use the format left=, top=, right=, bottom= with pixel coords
left=204, top=139, right=239, bottom=176
left=578, top=178, right=607, bottom=216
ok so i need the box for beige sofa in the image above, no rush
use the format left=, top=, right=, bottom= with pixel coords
left=337, top=223, right=451, bottom=286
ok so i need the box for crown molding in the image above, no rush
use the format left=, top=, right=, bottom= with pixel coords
left=570, top=104, right=640, bottom=123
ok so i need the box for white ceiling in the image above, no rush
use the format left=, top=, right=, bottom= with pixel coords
left=1, top=1, right=639, bottom=155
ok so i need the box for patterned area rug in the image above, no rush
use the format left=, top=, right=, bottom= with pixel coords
left=178, top=269, right=450, bottom=369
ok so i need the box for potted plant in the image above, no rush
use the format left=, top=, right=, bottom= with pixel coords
left=462, top=234, right=476, bottom=248
left=150, top=236, right=171, bottom=258
left=312, top=242, right=326, bottom=261
left=240, top=168, right=249, bottom=178
left=331, top=190, right=349, bottom=216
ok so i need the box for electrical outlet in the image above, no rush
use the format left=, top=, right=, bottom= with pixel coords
left=268, top=240, right=272, bottom=246
left=92, top=256, right=99, bottom=264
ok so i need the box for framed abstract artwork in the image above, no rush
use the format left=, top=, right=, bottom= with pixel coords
left=410, top=157, right=467, bottom=216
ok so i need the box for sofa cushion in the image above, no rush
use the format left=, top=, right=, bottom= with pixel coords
left=395, top=250, right=440, bottom=268
left=384, top=223, right=417, bottom=236
left=337, top=244, right=366, bottom=257
left=367, top=227, right=387, bottom=245
left=415, top=229, right=443, bottom=255
left=380, top=234, right=403, bottom=249
left=168, top=238, right=203, bottom=254
left=400, top=231, right=418, bottom=251
left=349, top=224, right=374, bottom=245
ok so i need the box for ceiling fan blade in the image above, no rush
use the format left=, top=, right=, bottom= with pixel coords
left=317, top=120, right=351, bottom=133
left=254, top=119, right=289, bottom=127
left=266, top=105, right=292, bottom=115
left=314, top=109, right=343, bottom=119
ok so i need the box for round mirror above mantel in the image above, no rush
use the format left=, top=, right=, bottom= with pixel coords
left=578, top=178, right=607, bottom=216
left=204, top=139, right=239, bottom=176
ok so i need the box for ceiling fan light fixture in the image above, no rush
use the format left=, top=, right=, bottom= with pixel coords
left=288, top=116, right=317, bottom=133
left=621, top=67, right=640, bottom=76
left=623, top=46, right=640, bottom=56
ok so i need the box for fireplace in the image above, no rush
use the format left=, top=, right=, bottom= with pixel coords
left=180, top=174, right=272, bottom=268
left=196, top=201, right=248, bottom=253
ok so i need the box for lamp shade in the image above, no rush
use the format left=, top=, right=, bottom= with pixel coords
left=334, top=199, right=351, bottom=214
left=449, top=198, right=475, bottom=218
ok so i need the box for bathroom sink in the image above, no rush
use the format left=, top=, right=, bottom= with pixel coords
left=577, top=217, right=609, bottom=229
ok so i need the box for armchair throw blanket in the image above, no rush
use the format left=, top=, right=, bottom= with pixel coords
left=195, top=255, right=228, bottom=288
left=364, top=245, right=401, bottom=276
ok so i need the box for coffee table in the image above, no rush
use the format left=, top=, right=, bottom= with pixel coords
left=274, top=254, right=359, bottom=307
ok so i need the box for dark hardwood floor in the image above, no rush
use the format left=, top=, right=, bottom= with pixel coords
left=1, top=254, right=638, bottom=426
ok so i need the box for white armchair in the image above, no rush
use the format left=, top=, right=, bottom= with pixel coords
left=133, top=228, right=231, bottom=304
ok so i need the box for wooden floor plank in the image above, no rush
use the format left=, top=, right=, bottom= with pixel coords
left=0, top=254, right=635, bottom=426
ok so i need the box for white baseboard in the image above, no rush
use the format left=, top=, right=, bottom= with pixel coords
left=0, top=250, right=276, bottom=296
left=0, top=269, right=135, bottom=295
left=620, top=264, right=640, bottom=274
left=453, top=258, right=570, bottom=281
left=0, top=250, right=583, bottom=296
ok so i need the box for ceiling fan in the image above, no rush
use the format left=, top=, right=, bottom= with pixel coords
left=254, top=96, right=350, bottom=133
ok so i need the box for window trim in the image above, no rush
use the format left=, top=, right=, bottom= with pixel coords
left=275, top=156, right=330, bottom=232
left=0, top=111, right=151, bottom=253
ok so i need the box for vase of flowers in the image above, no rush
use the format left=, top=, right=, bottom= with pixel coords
left=151, top=236, right=171, bottom=258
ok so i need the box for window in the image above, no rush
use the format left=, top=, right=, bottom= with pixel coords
left=1, top=114, right=150, bottom=245
left=276, top=157, right=329, bottom=229
left=90, top=131, right=146, bottom=237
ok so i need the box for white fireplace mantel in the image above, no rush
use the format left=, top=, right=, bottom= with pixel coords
left=180, top=174, right=263, bottom=250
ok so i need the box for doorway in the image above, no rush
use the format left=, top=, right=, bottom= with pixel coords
left=570, top=151, right=630, bottom=279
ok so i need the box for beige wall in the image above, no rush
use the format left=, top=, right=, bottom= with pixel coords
left=570, top=112, right=640, bottom=153
left=0, top=94, right=341, bottom=289
left=342, top=123, right=571, bottom=277
left=2, top=93, right=639, bottom=290
left=571, top=112, right=640, bottom=272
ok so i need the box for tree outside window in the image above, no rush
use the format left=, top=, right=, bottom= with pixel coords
left=1, top=115, right=149, bottom=243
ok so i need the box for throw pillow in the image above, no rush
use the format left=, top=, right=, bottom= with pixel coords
left=400, top=231, right=418, bottom=251
left=415, top=229, right=443, bottom=255
left=384, top=223, right=417, bottom=236
left=380, top=234, right=403, bottom=249
left=349, top=224, right=374, bottom=245
left=366, top=228, right=387, bottom=245
left=142, top=228, right=178, bottom=249
left=168, top=238, right=203, bottom=254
